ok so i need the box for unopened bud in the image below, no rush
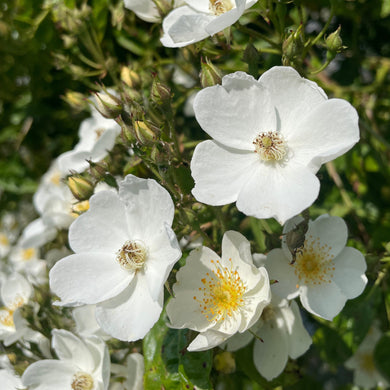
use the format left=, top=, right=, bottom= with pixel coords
left=326, top=26, right=344, bottom=53
left=282, top=25, right=303, bottom=62
left=94, top=91, right=123, bottom=119
left=200, top=58, right=223, bottom=88
left=214, top=351, right=236, bottom=374
left=88, top=160, right=108, bottom=180
left=62, top=91, right=88, bottom=112
left=151, top=78, right=172, bottom=107
left=133, top=120, right=160, bottom=145
left=67, top=175, right=94, bottom=201
left=121, top=66, right=141, bottom=89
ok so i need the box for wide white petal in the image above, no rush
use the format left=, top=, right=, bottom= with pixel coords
left=22, top=360, right=75, bottom=390
left=19, top=218, right=57, bottom=249
left=289, top=99, right=359, bottom=173
left=236, top=161, right=320, bottom=224
left=259, top=66, right=327, bottom=136
left=333, top=247, right=367, bottom=299
left=144, top=226, right=181, bottom=301
left=96, top=274, right=163, bottom=341
left=69, top=191, right=127, bottom=254
left=191, top=140, right=257, bottom=205
left=300, top=282, right=346, bottom=320
left=123, top=0, right=160, bottom=22
left=221, top=230, right=253, bottom=265
left=118, top=175, right=175, bottom=239
left=194, top=76, right=275, bottom=150
left=188, top=329, right=231, bottom=352
left=125, top=353, right=145, bottom=390
left=49, top=253, right=132, bottom=306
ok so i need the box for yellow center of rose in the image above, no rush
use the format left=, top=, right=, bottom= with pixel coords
left=22, top=248, right=36, bottom=261
left=0, top=309, right=14, bottom=327
left=0, top=233, right=9, bottom=246
left=194, top=258, right=246, bottom=322
left=209, top=0, right=233, bottom=15
left=95, top=128, right=105, bottom=139
left=50, top=172, right=62, bottom=186
left=116, top=240, right=147, bottom=271
left=253, top=131, right=287, bottom=161
left=71, top=372, right=94, bottom=390
left=292, top=236, right=335, bottom=287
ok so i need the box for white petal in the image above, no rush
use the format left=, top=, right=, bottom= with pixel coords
left=69, top=191, right=127, bottom=254
left=282, top=301, right=312, bottom=359
left=96, top=274, right=163, bottom=341
left=333, top=247, right=367, bottom=299
left=188, top=329, right=231, bottom=352
left=123, top=0, right=160, bottom=22
left=118, top=175, right=175, bottom=239
left=224, top=329, right=254, bottom=352
left=259, top=66, right=327, bottom=136
left=191, top=140, right=258, bottom=205
left=307, top=215, right=347, bottom=259
left=144, top=226, right=181, bottom=301
left=19, top=218, right=57, bottom=249
left=300, top=282, right=346, bottom=320
left=49, top=253, right=132, bottom=305
left=253, top=318, right=289, bottom=380
left=194, top=77, right=275, bottom=150
left=221, top=230, right=253, bottom=265
left=1, top=273, right=32, bottom=308
left=125, top=353, right=145, bottom=390
left=289, top=98, right=359, bottom=173
left=22, top=360, right=75, bottom=390
left=236, top=162, right=320, bottom=224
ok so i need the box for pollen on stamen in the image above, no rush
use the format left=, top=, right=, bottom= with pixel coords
left=116, top=240, right=147, bottom=271
left=253, top=131, right=287, bottom=161
left=193, top=259, right=247, bottom=323
left=209, top=0, right=233, bottom=15
left=71, top=372, right=94, bottom=390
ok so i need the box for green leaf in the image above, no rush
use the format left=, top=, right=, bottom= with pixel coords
left=374, top=332, right=390, bottom=381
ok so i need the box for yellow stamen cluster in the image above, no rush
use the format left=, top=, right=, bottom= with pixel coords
left=22, top=248, right=36, bottom=261
left=116, top=240, right=147, bottom=271
left=95, top=128, right=105, bottom=139
left=253, top=131, right=287, bottom=161
left=194, top=258, right=246, bottom=322
left=292, top=235, right=335, bottom=287
left=9, top=295, right=25, bottom=311
left=71, top=372, right=94, bottom=390
left=0, top=309, right=14, bottom=328
left=50, top=172, right=61, bottom=186
left=0, top=233, right=9, bottom=247
left=209, top=0, right=233, bottom=15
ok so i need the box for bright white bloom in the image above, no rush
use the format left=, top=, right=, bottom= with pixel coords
left=266, top=214, right=367, bottom=320
left=190, top=67, right=359, bottom=224
left=0, top=368, right=25, bottom=390
left=161, top=0, right=258, bottom=47
left=50, top=175, right=181, bottom=341
left=110, top=353, right=144, bottom=390
left=58, top=108, right=121, bottom=174
left=0, top=273, right=35, bottom=346
left=22, top=329, right=110, bottom=390
left=345, top=324, right=389, bottom=389
left=123, top=0, right=185, bottom=23
left=72, top=305, right=110, bottom=340
left=166, top=230, right=271, bottom=351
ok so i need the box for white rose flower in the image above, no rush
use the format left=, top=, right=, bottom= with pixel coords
left=49, top=175, right=181, bottom=341
left=161, top=0, right=258, bottom=47
left=22, top=329, right=110, bottom=390
left=345, top=324, right=389, bottom=389
left=124, top=0, right=185, bottom=23
left=190, top=67, right=359, bottom=224
left=266, top=214, right=367, bottom=320
left=166, top=230, right=271, bottom=351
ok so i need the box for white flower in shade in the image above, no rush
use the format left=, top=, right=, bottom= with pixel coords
left=0, top=273, right=35, bottom=346
left=110, top=353, right=144, bottom=390
left=123, top=0, right=185, bottom=23
left=166, top=230, right=271, bottom=351
left=345, top=324, right=389, bottom=389
left=190, top=67, right=360, bottom=224
left=266, top=214, right=367, bottom=320
left=22, top=329, right=110, bottom=390
left=161, top=0, right=258, bottom=47
left=57, top=109, right=121, bottom=174
left=49, top=175, right=181, bottom=341
left=0, top=231, right=11, bottom=259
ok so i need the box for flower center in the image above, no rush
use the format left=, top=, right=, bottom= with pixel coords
left=261, top=305, right=276, bottom=323
left=0, top=233, right=9, bottom=246
left=116, top=240, right=147, bottom=271
left=0, top=309, right=14, bottom=328
left=359, top=352, right=375, bottom=373
left=95, top=128, right=105, bottom=140
left=50, top=172, right=62, bottom=186
left=71, top=372, right=94, bottom=390
left=209, top=0, right=233, bottom=15
left=193, top=258, right=246, bottom=322
left=292, top=236, right=335, bottom=287
left=22, top=248, right=36, bottom=261
left=253, top=131, right=287, bottom=161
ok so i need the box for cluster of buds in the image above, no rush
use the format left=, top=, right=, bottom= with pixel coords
left=282, top=25, right=304, bottom=67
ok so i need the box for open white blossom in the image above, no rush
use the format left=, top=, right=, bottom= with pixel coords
left=266, top=214, right=367, bottom=320
left=161, top=0, right=257, bottom=47
left=123, top=0, right=185, bottom=23
left=166, top=231, right=271, bottom=351
left=22, top=329, right=110, bottom=390
left=345, top=324, right=389, bottom=389
left=50, top=175, right=181, bottom=341
left=190, top=67, right=360, bottom=224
